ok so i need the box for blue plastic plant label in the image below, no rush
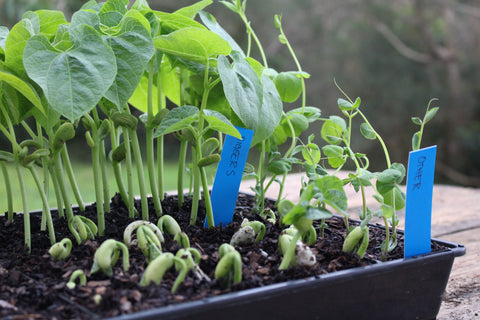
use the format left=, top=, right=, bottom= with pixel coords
left=404, top=145, right=437, bottom=258
left=208, top=127, right=254, bottom=227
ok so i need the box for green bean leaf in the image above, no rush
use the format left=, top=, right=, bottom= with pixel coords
left=154, top=105, right=199, bottom=137
left=23, top=25, right=117, bottom=121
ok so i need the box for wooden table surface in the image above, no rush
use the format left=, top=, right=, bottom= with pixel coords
left=240, top=173, right=480, bottom=319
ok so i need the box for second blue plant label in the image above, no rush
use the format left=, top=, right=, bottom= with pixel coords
left=404, top=145, right=437, bottom=258
left=209, top=127, right=254, bottom=227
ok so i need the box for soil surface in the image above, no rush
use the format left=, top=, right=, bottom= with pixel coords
left=0, top=193, right=446, bottom=319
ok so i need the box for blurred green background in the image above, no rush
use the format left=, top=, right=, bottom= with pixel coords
left=1, top=0, right=479, bottom=210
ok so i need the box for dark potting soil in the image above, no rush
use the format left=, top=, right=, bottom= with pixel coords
left=0, top=193, right=446, bottom=319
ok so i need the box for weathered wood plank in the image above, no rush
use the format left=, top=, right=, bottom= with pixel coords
left=437, top=228, right=480, bottom=320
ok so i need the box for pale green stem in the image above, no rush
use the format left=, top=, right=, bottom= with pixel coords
left=278, top=22, right=306, bottom=112
left=156, top=62, right=166, bottom=201
left=54, top=152, right=74, bottom=221
left=239, top=12, right=268, bottom=68
left=16, top=163, right=30, bottom=253
left=147, top=128, right=162, bottom=216
left=357, top=110, right=391, bottom=168
left=48, top=164, right=64, bottom=218
left=382, top=216, right=390, bottom=261
left=129, top=129, right=149, bottom=220
left=157, top=136, right=165, bottom=200
left=277, top=113, right=297, bottom=205
left=256, top=140, right=267, bottom=213
left=177, top=139, right=188, bottom=208
left=146, top=60, right=162, bottom=216
left=110, top=124, right=129, bottom=208
left=123, top=128, right=136, bottom=218
left=100, top=142, right=110, bottom=213
left=91, top=141, right=105, bottom=236
left=28, top=165, right=55, bottom=244
left=190, top=148, right=200, bottom=226
left=196, top=60, right=216, bottom=227
left=61, top=145, right=85, bottom=211
left=200, top=159, right=214, bottom=227
left=1, top=162, right=13, bottom=221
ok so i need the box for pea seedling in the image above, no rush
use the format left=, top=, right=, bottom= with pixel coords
left=214, top=243, right=242, bottom=288
left=91, top=239, right=130, bottom=277
left=140, top=252, right=188, bottom=294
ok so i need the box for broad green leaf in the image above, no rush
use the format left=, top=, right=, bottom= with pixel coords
left=4, top=19, right=36, bottom=77
left=128, top=74, right=158, bottom=113
left=23, top=25, right=117, bottom=121
left=52, top=25, right=72, bottom=51
left=337, top=97, right=360, bottom=111
left=411, top=117, right=422, bottom=125
left=154, top=27, right=231, bottom=64
left=390, top=163, right=406, bottom=182
left=217, top=54, right=261, bottom=134
left=80, top=0, right=100, bottom=11
left=287, top=113, right=309, bottom=136
left=0, top=83, right=31, bottom=124
left=424, top=107, right=439, bottom=124
left=352, top=97, right=361, bottom=109
left=131, top=0, right=151, bottom=12
left=376, top=167, right=404, bottom=196
left=99, top=0, right=128, bottom=27
left=372, top=194, right=384, bottom=204
left=381, top=185, right=406, bottom=211
left=103, top=11, right=155, bottom=108
left=154, top=105, right=198, bottom=137
left=267, top=158, right=297, bottom=175
left=412, top=131, right=421, bottom=150
left=201, top=137, right=219, bottom=155
left=245, top=57, right=264, bottom=77
left=277, top=199, right=295, bottom=219
left=360, top=122, right=376, bottom=140
left=289, top=71, right=310, bottom=79
left=123, top=9, right=152, bottom=34
left=330, top=115, right=347, bottom=131
left=154, top=11, right=206, bottom=33
left=199, top=10, right=244, bottom=57
left=348, top=175, right=372, bottom=192
left=31, top=101, right=60, bottom=132
left=315, top=175, right=348, bottom=213
left=377, top=168, right=403, bottom=185
left=274, top=72, right=302, bottom=103
left=175, top=0, right=213, bottom=19
left=381, top=203, right=394, bottom=219
left=159, top=57, right=181, bottom=106
left=321, top=117, right=345, bottom=145
left=288, top=106, right=322, bottom=123
left=322, top=145, right=345, bottom=168
left=253, top=72, right=282, bottom=145
left=282, top=204, right=307, bottom=226
left=305, top=207, right=333, bottom=220
left=20, top=12, right=40, bottom=35
left=220, top=1, right=238, bottom=13
left=144, top=11, right=161, bottom=38
left=302, top=143, right=321, bottom=165
left=0, top=26, right=8, bottom=55
left=34, top=10, right=67, bottom=38
left=0, top=68, right=44, bottom=113
left=271, top=124, right=287, bottom=146
left=203, top=109, right=241, bottom=139
left=337, top=98, right=353, bottom=111
left=71, top=10, right=101, bottom=33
